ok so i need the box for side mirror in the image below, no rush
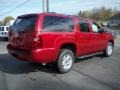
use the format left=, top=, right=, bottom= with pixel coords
left=99, top=28, right=105, bottom=33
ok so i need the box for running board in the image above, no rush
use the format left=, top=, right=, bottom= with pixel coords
left=78, top=52, right=103, bottom=58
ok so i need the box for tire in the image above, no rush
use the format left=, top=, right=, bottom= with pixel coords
left=57, top=49, right=75, bottom=73
left=103, top=42, right=113, bottom=57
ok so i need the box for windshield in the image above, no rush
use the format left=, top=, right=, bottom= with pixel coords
left=12, top=15, right=38, bottom=32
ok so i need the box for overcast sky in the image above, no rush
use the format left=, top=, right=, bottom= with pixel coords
left=0, top=0, right=120, bottom=20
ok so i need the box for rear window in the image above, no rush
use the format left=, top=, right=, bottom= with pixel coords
left=12, top=15, right=38, bottom=32
left=42, top=16, right=74, bottom=32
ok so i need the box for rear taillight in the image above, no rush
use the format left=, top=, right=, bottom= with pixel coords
left=33, top=33, right=42, bottom=48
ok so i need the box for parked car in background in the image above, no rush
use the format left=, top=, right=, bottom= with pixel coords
left=0, top=26, right=9, bottom=40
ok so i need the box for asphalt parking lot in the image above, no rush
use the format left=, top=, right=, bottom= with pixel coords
left=0, top=37, right=120, bottom=90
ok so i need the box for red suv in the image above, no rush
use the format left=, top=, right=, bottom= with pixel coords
left=7, top=13, right=114, bottom=73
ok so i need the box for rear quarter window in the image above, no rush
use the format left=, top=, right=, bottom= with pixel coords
left=42, top=16, right=74, bottom=32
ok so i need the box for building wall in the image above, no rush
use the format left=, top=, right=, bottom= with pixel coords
left=109, top=19, right=120, bottom=26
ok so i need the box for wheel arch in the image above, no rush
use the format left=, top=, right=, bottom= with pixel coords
left=60, top=43, right=77, bottom=56
left=108, top=39, right=114, bottom=47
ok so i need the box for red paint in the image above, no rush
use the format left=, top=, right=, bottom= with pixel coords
left=7, top=13, right=114, bottom=63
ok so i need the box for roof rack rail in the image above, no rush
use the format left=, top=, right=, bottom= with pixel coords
left=67, top=15, right=77, bottom=17
left=44, top=12, right=78, bottom=17
left=46, top=12, right=56, bottom=14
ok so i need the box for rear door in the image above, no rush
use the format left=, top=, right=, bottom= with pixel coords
left=76, top=19, right=92, bottom=56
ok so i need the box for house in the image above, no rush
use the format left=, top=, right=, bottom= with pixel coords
left=108, top=12, right=120, bottom=27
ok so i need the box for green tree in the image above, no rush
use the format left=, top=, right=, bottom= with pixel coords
left=0, top=21, right=3, bottom=26
left=78, top=10, right=92, bottom=18
left=78, top=6, right=119, bottom=21
left=3, top=16, right=14, bottom=25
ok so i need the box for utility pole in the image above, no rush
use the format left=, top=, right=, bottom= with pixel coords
left=46, top=0, right=49, bottom=12
left=42, top=0, right=49, bottom=12
left=42, top=0, right=45, bottom=12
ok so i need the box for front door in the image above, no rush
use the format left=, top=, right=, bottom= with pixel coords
left=89, top=21, right=107, bottom=52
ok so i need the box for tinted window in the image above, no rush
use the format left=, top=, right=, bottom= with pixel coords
left=0, top=27, right=4, bottom=31
left=6, top=27, right=9, bottom=31
left=78, top=20, right=90, bottom=32
left=12, top=15, right=38, bottom=32
left=42, top=16, right=74, bottom=32
left=92, top=22, right=101, bottom=33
